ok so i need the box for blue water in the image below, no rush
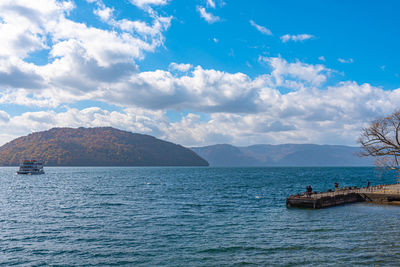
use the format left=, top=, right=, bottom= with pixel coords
left=1, top=167, right=400, bottom=266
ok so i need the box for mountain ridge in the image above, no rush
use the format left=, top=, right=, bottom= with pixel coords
left=191, top=143, right=374, bottom=167
left=0, top=127, right=209, bottom=166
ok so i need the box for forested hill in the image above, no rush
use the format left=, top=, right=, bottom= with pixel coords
left=0, top=127, right=209, bottom=166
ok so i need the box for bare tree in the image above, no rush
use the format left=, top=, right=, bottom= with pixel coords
left=358, top=110, right=400, bottom=171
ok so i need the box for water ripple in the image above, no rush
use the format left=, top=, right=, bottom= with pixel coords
left=0, top=166, right=399, bottom=266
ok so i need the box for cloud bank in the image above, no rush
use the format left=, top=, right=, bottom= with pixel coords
left=0, top=0, right=398, bottom=148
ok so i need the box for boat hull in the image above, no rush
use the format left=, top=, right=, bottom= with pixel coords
left=17, top=171, right=45, bottom=175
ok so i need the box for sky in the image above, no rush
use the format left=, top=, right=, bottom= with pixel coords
left=0, top=0, right=400, bottom=147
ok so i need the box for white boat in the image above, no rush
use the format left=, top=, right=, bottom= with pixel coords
left=17, top=160, right=45, bottom=175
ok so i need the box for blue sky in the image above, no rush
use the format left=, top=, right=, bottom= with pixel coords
left=0, top=0, right=399, bottom=146
left=143, top=0, right=400, bottom=87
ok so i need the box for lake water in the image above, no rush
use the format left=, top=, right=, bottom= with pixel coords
left=1, top=167, right=400, bottom=266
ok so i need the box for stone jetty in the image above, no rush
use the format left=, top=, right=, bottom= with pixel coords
left=286, top=183, right=400, bottom=209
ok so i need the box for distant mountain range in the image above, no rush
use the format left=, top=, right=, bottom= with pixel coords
left=191, top=144, right=374, bottom=167
left=0, top=127, right=209, bottom=166
left=0, top=127, right=375, bottom=167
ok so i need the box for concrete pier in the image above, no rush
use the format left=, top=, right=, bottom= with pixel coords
left=286, top=183, right=400, bottom=209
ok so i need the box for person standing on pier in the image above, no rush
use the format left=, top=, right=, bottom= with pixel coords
left=334, top=182, right=339, bottom=191
left=367, top=179, right=370, bottom=188
left=306, top=185, right=313, bottom=197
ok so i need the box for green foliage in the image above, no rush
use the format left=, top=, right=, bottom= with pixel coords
left=0, top=127, right=209, bottom=166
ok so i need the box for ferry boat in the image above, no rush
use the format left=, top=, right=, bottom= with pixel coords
left=17, top=160, right=45, bottom=175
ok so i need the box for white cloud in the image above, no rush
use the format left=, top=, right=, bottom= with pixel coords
left=0, top=0, right=171, bottom=64
left=2, top=76, right=398, bottom=147
left=207, top=0, right=216, bottom=9
left=338, top=58, right=354, bottom=64
left=180, top=82, right=398, bottom=147
left=129, top=0, right=168, bottom=8
left=259, top=56, right=330, bottom=87
left=0, top=0, right=71, bottom=59
left=0, top=110, right=10, bottom=123
left=249, top=20, right=272, bottom=36
left=280, top=34, right=314, bottom=43
left=0, top=0, right=171, bottom=103
left=91, top=0, right=172, bottom=37
left=96, top=66, right=264, bottom=113
left=197, top=6, right=220, bottom=23
left=318, top=56, right=326, bottom=61
left=169, top=63, right=193, bottom=72
left=94, top=5, right=114, bottom=21
left=115, top=16, right=172, bottom=37
left=0, top=67, right=399, bottom=147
